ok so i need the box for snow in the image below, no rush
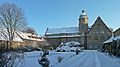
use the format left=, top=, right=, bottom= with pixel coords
left=114, top=36, right=120, bottom=40
left=44, top=35, right=81, bottom=38
left=46, top=27, right=79, bottom=35
left=103, top=36, right=120, bottom=43
left=97, top=52, right=120, bottom=67
left=17, top=32, right=43, bottom=41
left=14, top=50, right=120, bottom=67
left=56, top=50, right=120, bottom=67
left=13, top=34, right=24, bottom=42
left=56, top=41, right=82, bottom=52
left=65, top=41, right=80, bottom=46
left=103, top=36, right=114, bottom=43
left=16, top=51, right=42, bottom=67
left=0, top=30, right=23, bottom=42
left=0, top=29, right=42, bottom=42
left=45, top=27, right=91, bottom=38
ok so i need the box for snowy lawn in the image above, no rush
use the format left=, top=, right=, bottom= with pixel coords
left=15, top=50, right=120, bottom=67
left=16, top=51, right=77, bottom=67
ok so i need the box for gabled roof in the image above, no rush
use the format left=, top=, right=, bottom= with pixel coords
left=88, top=16, right=112, bottom=33
left=45, top=27, right=79, bottom=35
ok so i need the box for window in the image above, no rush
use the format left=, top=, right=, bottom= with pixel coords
left=94, top=30, right=98, bottom=34
left=103, top=31, right=105, bottom=34
left=94, top=36, right=98, bottom=40
left=101, top=36, right=104, bottom=40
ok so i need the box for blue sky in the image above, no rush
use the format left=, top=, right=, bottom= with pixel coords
left=0, top=0, right=120, bottom=35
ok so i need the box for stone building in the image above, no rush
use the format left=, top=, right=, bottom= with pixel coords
left=44, top=10, right=112, bottom=49
left=114, top=28, right=120, bottom=37
left=87, top=17, right=112, bottom=49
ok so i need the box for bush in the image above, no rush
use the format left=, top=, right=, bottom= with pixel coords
left=57, top=56, right=63, bottom=63
left=116, top=50, right=120, bottom=57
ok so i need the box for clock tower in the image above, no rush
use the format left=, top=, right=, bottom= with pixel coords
left=79, top=10, right=88, bottom=35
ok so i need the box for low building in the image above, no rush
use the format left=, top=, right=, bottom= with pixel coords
left=44, top=27, right=82, bottom=49
left=0, top=30, right=23, bottom=49
left=114, top=28, right=120, bottom=37
left=17, top=32, right=44, bottom=48
left=0, top=30, right=43, bottom=49
left=103, top=28, right=120, bottom=53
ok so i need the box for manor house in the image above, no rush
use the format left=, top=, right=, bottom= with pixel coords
left=44, top=10, right=112, bottom=50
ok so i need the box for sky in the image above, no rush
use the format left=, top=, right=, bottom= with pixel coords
left=0, top=0, right=120, bottom=35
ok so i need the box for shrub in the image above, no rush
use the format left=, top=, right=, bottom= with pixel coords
left=57, top=56, right=63, bottom=63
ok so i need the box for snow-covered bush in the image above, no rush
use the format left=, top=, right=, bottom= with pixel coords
left=57, top=56, right=64, bottom=63
left=56, top=41, right=83, bottom=52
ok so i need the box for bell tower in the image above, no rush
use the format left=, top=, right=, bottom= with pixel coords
left=79, top=10, right=88, bottom=35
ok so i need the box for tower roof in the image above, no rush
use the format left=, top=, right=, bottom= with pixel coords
left=79, top=10, right=87, bottom=18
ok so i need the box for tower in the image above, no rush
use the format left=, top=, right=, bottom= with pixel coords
left=79, top=10, right=88, bottom=49
left=79, top=10, right=88, bottom=35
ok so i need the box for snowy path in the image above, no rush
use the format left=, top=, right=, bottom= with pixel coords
left=56, top=50, right=120, bottom=67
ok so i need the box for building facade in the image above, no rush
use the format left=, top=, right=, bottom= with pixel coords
left=44, top=10, right=112, bottom=50
left=114, top=28, right=120, bottom=37
left=87, top=17, right=112, bottom=49
left=0, top=30, right=43, bottom=49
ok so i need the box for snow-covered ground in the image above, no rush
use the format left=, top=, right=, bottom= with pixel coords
left=16, top=50, right=120, bottom=67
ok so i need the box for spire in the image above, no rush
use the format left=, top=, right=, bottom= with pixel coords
left=82, top=10, right=87, bottom=15
left=82, top=10, right=85, bottom=13
left=80, top=10, right=87, bottom=18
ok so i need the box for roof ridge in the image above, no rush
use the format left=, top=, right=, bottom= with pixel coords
left=48, top=26, right=78, bottom=29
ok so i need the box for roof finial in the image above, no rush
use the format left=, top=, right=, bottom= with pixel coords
left=82, top=10, right=85, bottom=13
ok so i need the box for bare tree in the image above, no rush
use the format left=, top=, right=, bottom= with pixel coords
left=0, top=2, right=27, bottom=49
left=22, top=27, right=37, bottom=35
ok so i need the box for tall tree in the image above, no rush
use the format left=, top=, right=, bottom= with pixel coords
left=0, top=2, right=27, bottom=49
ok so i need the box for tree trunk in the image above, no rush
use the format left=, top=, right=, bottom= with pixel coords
left=9, top=41, right=12, bottom=50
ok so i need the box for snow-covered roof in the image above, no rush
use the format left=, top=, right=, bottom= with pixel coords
left=46, top=27, right=79, bottom=35
left=0, top=29, right=43, bottom=42
left=44, top=35, right=81, bottom=38
left=114, top=36, right=120, bottom=40
left=103, top=36, right=114, bottom=43
left=0, top=30, right=23, bottom=42
left=79, top=10, right=87, bottom=18
left=103, top=36, right=120, bottom=44
left=17, top=32, right=43, bottom=41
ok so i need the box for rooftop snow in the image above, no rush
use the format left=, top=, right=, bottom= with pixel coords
left=0, top=30, right=42, bottom=42
left=17, top=32, right=43, bottom=41
left=0, top=30, right=23, bottom=42
left=103, top=36, right=114, bottom=43
left=103, top=36, right=120, bottom=43
left=44, top=35, right=81, bottom=38
left=46, top=27, right=79, bottom=35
